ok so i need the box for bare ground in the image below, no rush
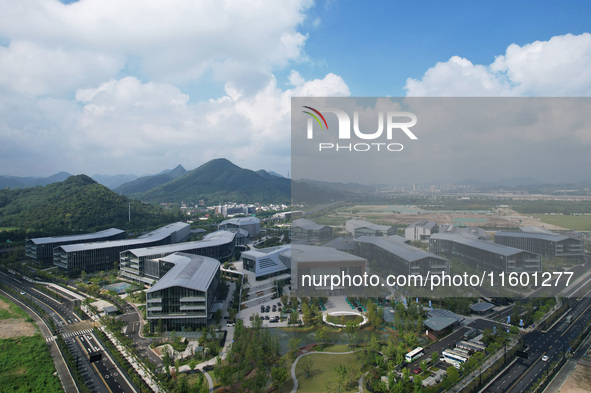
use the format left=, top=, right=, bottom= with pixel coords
left=0, top=298, right=37, bottom=338
left=560, top=363, right=591, bottom=393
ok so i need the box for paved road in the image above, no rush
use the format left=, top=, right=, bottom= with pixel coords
left=483, top=295, right=591, bottom=393
left=0, top=272, right=136, bottom=393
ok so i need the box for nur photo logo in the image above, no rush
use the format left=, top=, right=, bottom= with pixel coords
left=302, top=105, right=418, bottom=152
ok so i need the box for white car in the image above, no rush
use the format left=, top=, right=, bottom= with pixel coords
left=541, top=355, right=549, bottom=362
left=226, top=322, right=234, bottom=327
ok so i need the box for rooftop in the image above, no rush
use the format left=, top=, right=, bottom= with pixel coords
left=124, top=230, right=236, bottom=258
left=347, top=219, right=394, bottom=232
left=29, top=228, right=125, bottom=245
left=219, top=217, right=260, bottom=226
left=289, top=244, right=366, bottom=264
left=58, top=222, right=189, bottom=252
left=495, top=230, right=570, bottom=242
left=147, top=253, right=220, bottom=293
left=292, top=218, right=329, bottom=231
left=430, top=233, right=534, bottom=257
left=407, top=220, right=438, bottom=230
left=355, top=236, right=446, bottom=262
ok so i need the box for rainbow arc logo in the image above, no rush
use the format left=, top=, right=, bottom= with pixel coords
left=302, top=106, right=328, bottom=130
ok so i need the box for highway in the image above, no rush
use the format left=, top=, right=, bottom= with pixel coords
left=0, top=272, right=136, bottom=393
left=483, top=295, right=591, bottom=393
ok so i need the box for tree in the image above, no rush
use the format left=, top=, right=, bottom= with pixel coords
left=288, top=337, right=301, bottom=360
left=301, top=356, right=313, bottom=378
left=215, top=309, right=222, bottom=323
left=271, top=366, right=288, bottom=387
left=289, top=310, right=299, bottom=325
left=431, top=351, right=439, bottom=365
left=315, top=327, right=328, bottom=348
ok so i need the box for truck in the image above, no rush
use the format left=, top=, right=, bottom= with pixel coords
left=566, top=315, right=573, bottom=323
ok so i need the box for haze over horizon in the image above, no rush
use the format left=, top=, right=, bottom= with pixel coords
left=1, top=1, right=591, bottom=184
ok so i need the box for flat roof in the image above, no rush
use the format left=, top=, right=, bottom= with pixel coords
left=147, top=253, right=220, bottom=293
left=430, top=233, right=533, bottom=257
left=290, top=244, right=366, bottom=264
left=424, top=316, right=458, bottom=331
left=58, top=222, right=189, bottom=252
left=355, top=236, right=447, bottom=263
left=29, top=228, right=125, bottom=245
left=124, top=230, right=235, bottom=257
left=292, top=218, right=329, bottom=231
left=322, top=237, right=356, bottom=252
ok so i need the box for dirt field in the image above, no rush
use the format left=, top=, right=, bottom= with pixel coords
left=340, top=205, right=567, bottom=231
left=0, top=298, right=37, bottom=338
left=560, top=363, right=591, bottom=393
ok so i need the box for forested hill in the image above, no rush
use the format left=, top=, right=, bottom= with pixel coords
left=130, top=158, right=292, bottom=204
left=0, top=174, right=182, bottom=237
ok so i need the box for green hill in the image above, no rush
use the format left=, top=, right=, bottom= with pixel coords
left=131, top=158, right=292, bottom=204
left=0, top=175, right=182, bottom=236
left=115, top=164, right=187, bottom=194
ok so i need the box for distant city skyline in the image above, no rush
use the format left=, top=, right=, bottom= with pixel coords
left=1, top=1, right=591, bottom=183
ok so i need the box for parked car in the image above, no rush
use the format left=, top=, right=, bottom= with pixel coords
left=357, top=307, right=363, bottom=312
left=413, top=367, right=422, bottom=374
left=265, top=315, right=270, bottom=320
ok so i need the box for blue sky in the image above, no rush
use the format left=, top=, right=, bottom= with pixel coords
left=1, top=0, right=591, bottom=182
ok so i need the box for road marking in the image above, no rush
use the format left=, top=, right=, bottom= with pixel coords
left=506, top=352, right=546, bottom=392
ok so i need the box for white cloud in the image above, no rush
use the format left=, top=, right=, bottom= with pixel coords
left=406, top=33, right=591, bottom=96
left=0, top=0, right=313, bottom=94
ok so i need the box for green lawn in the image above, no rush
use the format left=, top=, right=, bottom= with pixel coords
left=295, top=352, right=361, bottom=393
left=0, top=335, right=63, bottom=392
left=533, top=214, right=591, bottom=231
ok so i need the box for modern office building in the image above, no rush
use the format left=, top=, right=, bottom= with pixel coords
left=26, top=228, right=126, bottom=266
left=146, top=253, right=221, bottom=332
left=241, top=245, right=291, bottom=280
left=354, top=236, right=449, bottom=277
left=120, top=230, right=237, bottom=284
left=346, top=219, right=397, bottom=237
left=218, top=217, right=260, bottom=238
left=494, top=227, right=584, bottom=262
left=429, top=233, right=542, bottom=273
left=291, top=218, right=333, bottom=243
left=53, top=222, right=190, bottom=275
left=288, top=245, right=367, bottom=295
left=405, top=220, right=438, bottom=241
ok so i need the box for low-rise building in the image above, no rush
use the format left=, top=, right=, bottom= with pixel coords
left=346, top=219, right=397, bottom=237
left=218, top=217, right=261, bottom=238
left=429, top=233, right=542, bottom=273
left=146, top=253, right=221, bottom=332
left=494, top=227, right=584, bottom=262
left=53, top=222, right=190, bottom=275
left=405, top=220, right=438, bottom=241
left=26, top=228, right=126, bottom=266
left=291, top=218, right=333, bottom=243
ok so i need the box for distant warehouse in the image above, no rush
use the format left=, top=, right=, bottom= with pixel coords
left=429, top=233, right=542, bottom=274
left=54, top=222, right=190, bottom=275
left=120, top=230, right=237, bottom=285
left=354, top=235, right=449, bottom=278
left=26, top=228, right=126, bottom=266
left=346, top=219, right=396, bottom=237
left=494, top=227, right=584, bottom=262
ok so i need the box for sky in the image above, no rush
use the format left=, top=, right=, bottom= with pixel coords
left=1, top=0, right=591, bottom=184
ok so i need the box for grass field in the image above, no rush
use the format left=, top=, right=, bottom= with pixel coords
left=0, top=294, right=30, bottom=320
left=533, top=214, right=591, bottom=231
left=295, top=352, right=360, bottom=393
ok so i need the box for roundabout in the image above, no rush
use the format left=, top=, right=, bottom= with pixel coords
left=322, top=311, right=368, bottom=328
